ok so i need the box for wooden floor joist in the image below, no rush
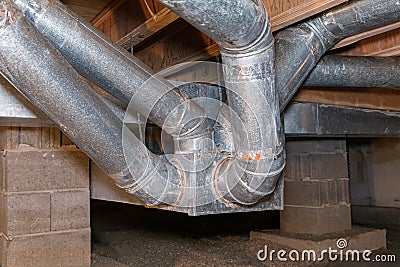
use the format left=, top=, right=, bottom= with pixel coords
left=91, top=0, right=127, bottom=28
left=62, top=0, right=113, bottom=21
left=269, top=0, right=348, bottom=32
left=333, top=21, right=400, bottom=50
left=104, top=0, right=399, bottom=71
left=367, top=45, right=400, bottom=57
left=179, top=21, right=400, bottom=63
left=293, top=87, right=400, bottom=112
left=117, top=8, right=180, bottom=50
left=117, top=0, right=347, bottom=53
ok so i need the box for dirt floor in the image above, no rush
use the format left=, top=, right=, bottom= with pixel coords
left=90, top=201, right=399, bottom=267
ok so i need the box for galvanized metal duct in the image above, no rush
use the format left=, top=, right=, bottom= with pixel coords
left=276, top=0, right=400, bottom=111
left=304, top=56, right=400, bottom=88
left=0, top=0, right=183, bottom=207
left=12, top=0, right=208, bottom=139
left=159, top=0, right=285, bottom=205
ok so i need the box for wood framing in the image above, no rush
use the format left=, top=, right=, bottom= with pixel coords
left=338, top=28, right=400, bottom=56
left=293, top=87, right=400, bottom=111
left=269, top=0, right=348, bottom=32
left=333, top=21, right=400, bottom=50
left=91, top=0, right=127, bottom=27
left=117, top=8, right=180, bottom=50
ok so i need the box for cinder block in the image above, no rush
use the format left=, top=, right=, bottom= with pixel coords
left=3, top=193, right=51, bottom=236
left=281, top=204, right=351, bottom=234
left=1, top=153, right=4, bottom=191
left=284, top=152, right=348, bottom=181
left=50, top=190, right=90, bottom=231
left=0, top=237, right=5, bottom=267
left=309, top=153, right=348, bottom=179
left=320, top=179, right=338, bottom=206
left=0, top=193, right=4, bottom=235
left=3, top=148, right=89, bottom=192
left=337, top=178, right=350, bottom=204
left=1, top=229, right=91, bottom=267
left=0, top=145, right=91, bottom=267
left=284, top=180, right=321, bottom=206
left=0, top=127, right=8, bottom=150
left=284, top=179, right=349, bottom=207
left=283, top=154, right=311, bottom=181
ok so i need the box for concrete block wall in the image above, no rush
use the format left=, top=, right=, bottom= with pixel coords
left=281, top=139, right=351, bottom=235
left=0, top=127, right=91, bottom=267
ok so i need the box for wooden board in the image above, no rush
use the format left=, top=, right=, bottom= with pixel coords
left=130, top=0, right=350, bottom=70
left=333, top=21, right=400, bottom=50
left=62, top=0, right=112, bottom=22
left=115, top=0, right=347, bottom=54
left=336, top=28, right=400, bottom=56
left=134, top=23, right=215, bottom=72
left=268, top=0, right=348, bottom=31
left=117, top=8, right=180, bottom=50
left=293, top=87, right=400, bottom=111
left=93, top=0, right=165, bottom=42
left=91, top=0, right=127, bottom=27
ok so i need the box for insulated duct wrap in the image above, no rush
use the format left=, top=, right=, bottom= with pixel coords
left=276, top=0, right=400, bottom=110
left=304, top=56, right=400, bottom=88
left=12, top=0, right=207, bottom=138
left=0, top=0, right=183, bottom=207
left=2, top=0, right=398, bottom=212
left=159, top=0, right=285, bottom=205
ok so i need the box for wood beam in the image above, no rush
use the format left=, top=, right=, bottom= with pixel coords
left=178, top=20, right=400, bottom=63
left=336, top=28, right=400, bottom=57
left=293, top=87, right=400, bottom=112
left=119, top=0, right=347, bottom=53
left=91, top=0, right=127, bottom=28
left=366, top=45, right=400, bottom=57
left=333, top=21, right=400, bottom=50
left=269, top=0, right=348, bottom=32
left=128, top=0, right=399, bottom=73
left=117, top=8, right=180, bottom=50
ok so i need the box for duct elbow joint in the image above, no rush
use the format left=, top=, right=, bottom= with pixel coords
left=112, top=159, right=185, bottom=207
left=214, top=149, right=285, bottom=205
left=219, top=5, right=272, bottom=56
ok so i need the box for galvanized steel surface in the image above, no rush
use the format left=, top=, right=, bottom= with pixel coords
left=12, top=0, right=207, bottom=138
left=276, top=0, right=400, bottom=111
left=0, top=2, right=125, bottom=175
left=160, top=0, right=286, bottom=205
left=158, top=0, right=266, bottom=50
left=0, top=0, right=184, bottom=207
left=1, top=0, right=400, bottom=214
left=304, top=56, right=400, bottom=88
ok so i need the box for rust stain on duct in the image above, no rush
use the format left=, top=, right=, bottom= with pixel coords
left=240, top=152, right=262, bottom=161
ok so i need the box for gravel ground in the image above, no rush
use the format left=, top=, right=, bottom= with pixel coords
left=90, top=201, right=399, bottom=267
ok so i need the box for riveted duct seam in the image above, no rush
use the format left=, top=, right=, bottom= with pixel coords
left=158, top=0, right=285, bottom=205
left=276, top=0, right=400, bottom=111
left=0, top=0, right=183, bottom=207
